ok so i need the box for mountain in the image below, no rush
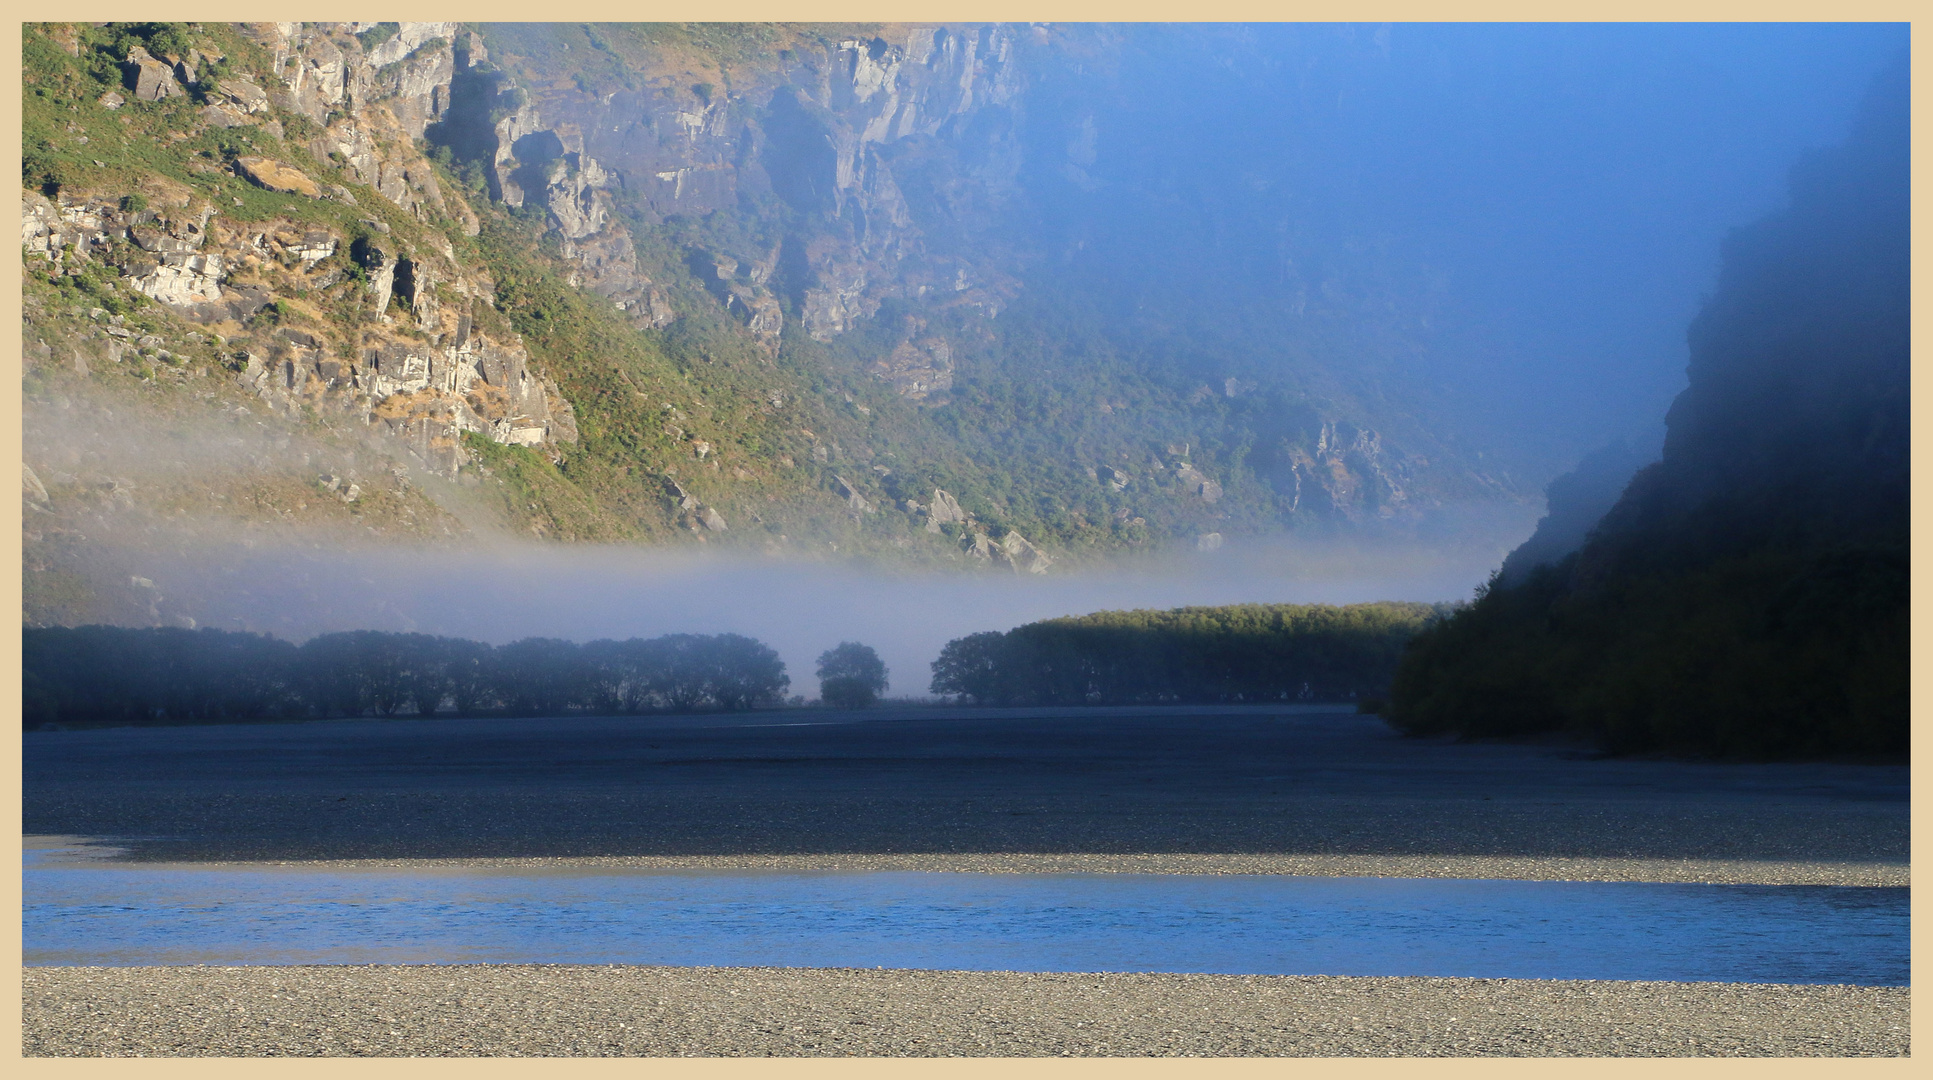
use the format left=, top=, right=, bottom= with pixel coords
left=1385, top=63, right=1909, bottom=759
left=23, top=21, right=1545, bottom=627
left=1494, top=435, right=1659, bottom=588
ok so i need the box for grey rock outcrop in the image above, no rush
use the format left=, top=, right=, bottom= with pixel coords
left=924, top=487, right=968, bottom=532
left=23, top=24, right=578, bottom=475
left=663, top=476, right=699, bottom=511
left=1274, top=419, right=1424, bottom=523
left=994, top=530, right=1053, bottom=574
left=215, top=78, right=270, bottom=114
left=241, top=23, right=471, bottom=231
left=870, top=334, right=954, bottom=401
left=834, top=475, right=875, bottom=514
left=122, top=46, right=184, bottom=102
left=445, top=25, right=1028, bottom=352
left=1175, top=462, right=1223, bottom=504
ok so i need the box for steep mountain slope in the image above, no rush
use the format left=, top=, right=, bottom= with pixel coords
left=1385, top=65, right=1909, bottom=758
left=1493, top=435, right=1659, bottom=588
left=454, top=22, right=1522, bottom=536
left=22, top=20, right=1532, bottom=630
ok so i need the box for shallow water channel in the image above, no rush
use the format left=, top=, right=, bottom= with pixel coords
left=23, top=849, right=1905, bottom=984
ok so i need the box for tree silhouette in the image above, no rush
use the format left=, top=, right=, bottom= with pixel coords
left=817, top=642, right=888, bottom=708
left=23, top=627, right=793, bottom=726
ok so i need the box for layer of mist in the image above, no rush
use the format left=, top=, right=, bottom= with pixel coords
left=89, top=519, right=1533, bottom=701
left=25, top=365, right=1534, bottom=695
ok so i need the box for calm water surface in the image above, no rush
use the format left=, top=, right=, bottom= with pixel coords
left=23, top=850, right=1906, bottom=984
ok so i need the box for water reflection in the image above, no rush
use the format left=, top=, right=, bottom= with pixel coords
left=23, top=851, right=1907, bottom=985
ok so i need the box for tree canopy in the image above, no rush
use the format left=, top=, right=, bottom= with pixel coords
left=817, top=641, right=888, bottom=708
left=929, top=601, right=1446, bottom=706
left=23, top=626, right=791, bottom=727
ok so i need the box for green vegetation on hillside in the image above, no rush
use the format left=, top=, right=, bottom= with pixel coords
left=465, top=207, right=995, bottom=557
left=1386, top=541, right=1907, bottom=759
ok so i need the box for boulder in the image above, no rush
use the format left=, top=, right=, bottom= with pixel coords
left=287, top=232, right=338, bottom=266
left=699, top=507, right=728, bottom=532
left=996, top=531, right=1054, bottom=574
left=234, top=157, right=322, bottom=198
left=216, top=78, right=270, bottom=114
left=834, top=475, right=875, bottom=514
left=925, top=487, right=968, bottom=532
left=121, top=47, right=182, bottom=102
left=23, top=464, right=49, bottom=505
left=663, top=476, right=698, bottom=511
left=869, top=335, right=954, bottom=400
left=130, top=253, right=225, bottom=306
left=1176, top=462, right=1223, bottom=503
left=201, top=103, right=251, bottom=128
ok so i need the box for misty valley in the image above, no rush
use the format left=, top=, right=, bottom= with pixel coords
left=19, top=20, right=1909, bottom=1059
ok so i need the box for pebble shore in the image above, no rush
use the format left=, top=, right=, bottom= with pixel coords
left=24, top=965, right=1908, bottom=1057
left=132, top=851, right=1904, bottom=887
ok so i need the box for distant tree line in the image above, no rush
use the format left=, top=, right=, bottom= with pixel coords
left=22, top=626, right=790, bottom=728
left=928, top=602, right=1447, bottom=706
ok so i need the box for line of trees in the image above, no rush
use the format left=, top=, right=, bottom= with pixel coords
left=928, top=601, right=1448, bottom=706
left=22, top=626, right=791, bottom=728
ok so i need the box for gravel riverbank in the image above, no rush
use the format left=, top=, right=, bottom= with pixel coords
left=38, top=844, right=1902, bottom=887
left=23, top=965, right=1909, bottom=1057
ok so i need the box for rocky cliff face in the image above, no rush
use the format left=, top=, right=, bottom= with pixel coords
left=23, top=21, right=575, bottom=479
left=439, top=23, right=1492, bottom=528
left=446, top=25, right=1032, bottom=377
left=24, top=187, right=573, bottom=471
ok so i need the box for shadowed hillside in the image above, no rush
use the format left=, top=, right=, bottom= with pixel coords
left=1386, top=63, right=1909, bottom=759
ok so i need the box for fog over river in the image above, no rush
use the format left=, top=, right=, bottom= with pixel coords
left=112, top=515, right=1530, bottom=699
